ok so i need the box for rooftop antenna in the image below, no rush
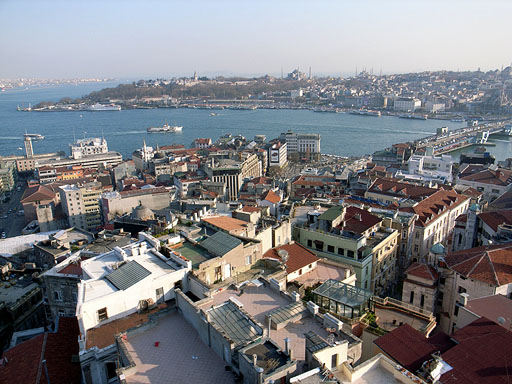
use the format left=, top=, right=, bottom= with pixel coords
left=281, top=67, right=283, bottom=79
left=355, top=66, right=358, bottom=77
left=309, top=66, right=312, bottom=80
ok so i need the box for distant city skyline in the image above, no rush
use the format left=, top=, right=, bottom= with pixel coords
left=1, top=0, right=511, bottom=79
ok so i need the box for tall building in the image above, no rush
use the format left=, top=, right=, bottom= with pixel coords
left=24, top=137, right=33, bottom=158
left=206, top=153, right=262, bottom=201
left=268, top=141, right=287, bottom=168
left=59, top=182, right=103, bottom=231
left=280, top=130, right=321, bottom=161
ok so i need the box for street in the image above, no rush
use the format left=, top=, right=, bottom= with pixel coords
left=0, top=181, right=28, bottom=238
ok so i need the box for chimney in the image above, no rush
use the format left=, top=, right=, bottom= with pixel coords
left=284, top=337, right=292, bottom=360
left=267, top=315, right=272, bottom=338
left=252, top=353, right=258, bottom=367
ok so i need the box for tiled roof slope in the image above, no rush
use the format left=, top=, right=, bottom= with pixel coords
left=444, top=243, right=512, bottom=286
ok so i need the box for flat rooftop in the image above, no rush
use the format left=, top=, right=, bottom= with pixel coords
left=200, top=284, right=331, bottom=362
left=123, top=311, right=235, bottom=384
left=244, top=341, right=288, bottom=375
left=374, top=305, right=429, bottom=333
left=172, top=242, right=213, bottom=269
left=293, top=260, right=352, bottom=287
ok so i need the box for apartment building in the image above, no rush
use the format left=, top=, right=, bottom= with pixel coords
left=268, top=141, right=288, bottom=167
left=401, top=189, right=470, bottom=261
left=280, top=130, right=321, bottom=161
left=60, top=182, right=103, bottom=231
left=294, top=205, right=399, bottom=295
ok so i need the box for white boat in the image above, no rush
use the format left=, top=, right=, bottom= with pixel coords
left=147, top=123, right=183, bottom=133
left=399, top=113, right=428, bottom=120
left=87, top=103, right=121, bottom=111
left=24, top=133, right=44, bottom=140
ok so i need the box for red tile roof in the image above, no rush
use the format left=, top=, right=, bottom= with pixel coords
left=0, top=317, right=81, bottom=384
left=339, top=206, right=381, bottom=234
left=401, top=189, right=469, bottom=227
left=374, top=324, right=454, bottom=372
left=376, top=317, right=512, bottom=384
left=405, top=262, right=439, bottom=281
left=478, top=208, right=512, bottom=232
left=464, top=294, right=512, bottom=329
left=459, top=167, right=512, bottom=186
left=20, top=185, right=56, bottom=203
left=444, top=243, right=512, bottom=286
left=263, top=243, right=319, bottom=274
left=242, top=205, right=262, bottom=213
left=59, top=262, right=82, bottom=277
left=441, top=317, right=512, bottom=384
left=368, top=177, right=437, bottom=201
left=261, top=190, right=281, bottom=204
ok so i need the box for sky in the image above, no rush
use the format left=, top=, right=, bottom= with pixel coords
left=1, top=0, right=511, bottom=79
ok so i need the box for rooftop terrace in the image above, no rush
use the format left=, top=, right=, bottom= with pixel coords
left=122, top=311, right=236, bottom=384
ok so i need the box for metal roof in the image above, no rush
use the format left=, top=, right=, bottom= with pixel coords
left=207, top=301, right=262, bottom=347
left=313, top=279, right=372, bottom=308
left=105, top=260, right=151, bottom=290
left=305, top=331, right=329, bottom=353
left=200, top=231, right=242, bottom=257
left=266, top=301, right=306, bottom=325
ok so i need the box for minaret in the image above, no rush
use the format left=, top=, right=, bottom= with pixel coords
left=309, top=66, right=312, bottom=80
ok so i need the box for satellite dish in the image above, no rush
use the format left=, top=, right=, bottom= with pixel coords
left=277, top=249, right=289, bottom=263
left=498, top=316, right=506, bottom=325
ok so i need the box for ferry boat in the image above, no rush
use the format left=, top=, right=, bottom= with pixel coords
left=87, top=103, right=121, bottom=111
left=24, top=133, right=45, bottom=140
left=399, top=113, right=428, bottom=120
left=147, top=123, right=183, bottom=133
left=349, top=109, right=381, bottom=117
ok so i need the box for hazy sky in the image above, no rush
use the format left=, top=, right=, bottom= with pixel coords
left=1, top=0, right=511, bottom=79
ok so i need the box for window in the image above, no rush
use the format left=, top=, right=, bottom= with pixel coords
left=307, top=239, right=313, bottom=247
left=245, top=254, right=252, bottom=265
left=97, top=307, right=108, bottom=322
left=54, top=290, right=63, bottom=301
left=105, top=362, right=117, bottom=382
left=72, top=292, right=77, bottom=303
left=331, top=353, right=338, bottom=369
left=439, top=277, right=446, bottom=285
left=415, top=232, right=420, bottom=239
left=347, top=250, right=354, bottom=258
left=58, top=309, right=65, bottom=317
left=414, top=245, right=419, bottom=253
left=409, top=291, right=415, bottom=304
left=299, top=269, right=303, bottom=275
left=458, top=286, right=467, bottom=294
left=327, top=245, right=335, bottom=253
left=454, top=305, right=459, bottom=317
left=420, top=294, right=425, bottom=308
left=338, top=248, right=344, bottom=256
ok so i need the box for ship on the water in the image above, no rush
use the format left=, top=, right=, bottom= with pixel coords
left=24, top=133, right=44, bottom=140
left=87, top=103, right=121, bottom=111
left=147, top=123, right=183, bottom=133
left=349, top=109, right=381, bottom=117
left=399, top=113, right=428, bottom=120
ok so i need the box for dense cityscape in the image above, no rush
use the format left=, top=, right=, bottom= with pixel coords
left=1, top=2, right=512, bottom=384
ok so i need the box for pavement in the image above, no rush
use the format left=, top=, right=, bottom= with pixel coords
left=0, top=181, right=28, bottom=238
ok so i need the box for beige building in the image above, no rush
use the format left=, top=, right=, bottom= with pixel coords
left=401, top=189, right=470, bottom=261
left=60, top=182, right=103, bottom=231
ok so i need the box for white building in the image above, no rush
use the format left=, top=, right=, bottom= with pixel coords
left=403, top=153, right=454, bottom=183
left=456, top=165, right=512, bottom=202
left=268, top=141, right=287, bottom=168
left=70, top=138, right=109, bottom=160
left=290, top=89, right=303, bottom=99
left=280, top=130, right=321, bottom=160
left=394, top=97, right=421, bottom=112
left=76, top=232, right=191, bottom=334
left=425, top=101, right=445, bottom=113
